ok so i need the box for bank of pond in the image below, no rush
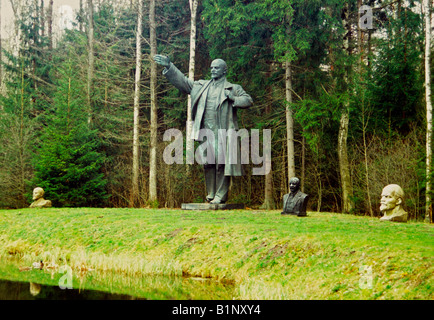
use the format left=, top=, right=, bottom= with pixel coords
left=0, top=259, right=235, bottom=300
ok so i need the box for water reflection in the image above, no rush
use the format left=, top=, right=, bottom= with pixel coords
left=0, top=279, right=141, bottom=300
left=0, top=259, right=235, bottom=300
left=29, top=282, right=41, bottom=296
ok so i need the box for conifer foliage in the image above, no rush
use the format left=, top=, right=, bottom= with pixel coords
left=32, top=59, right=107, bottom=207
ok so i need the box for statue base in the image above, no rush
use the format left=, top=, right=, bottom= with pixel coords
left=281, top=212, right=307, bottom=217
left=181, top=203, right=245, bottom=210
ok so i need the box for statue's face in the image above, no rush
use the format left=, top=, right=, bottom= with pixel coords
left=289, top=178, right=300, bottom=193
left=380, top=187, right=400, bottom=212
left=33, top=188, right=44, bottom=200
left=210, top=60, right=227, bottom=80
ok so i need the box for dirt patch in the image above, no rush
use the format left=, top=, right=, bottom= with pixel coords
left=184, top=237, right=198, bottom=247
left=264, top=242, right=289, bottom=260
left=165, top=228, right=183, bottom=239
left=175, top=237, right=200, bottom=256
left=243, top=241, right=269, bottom=260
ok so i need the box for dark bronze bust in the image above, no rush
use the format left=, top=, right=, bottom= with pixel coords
left=281, top=177, right=309, bottom=217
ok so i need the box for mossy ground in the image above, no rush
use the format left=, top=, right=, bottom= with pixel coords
left=0, top=208, right=432, bottom=299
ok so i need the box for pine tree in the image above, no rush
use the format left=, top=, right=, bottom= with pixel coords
left=32, top=59, right=107, bottom=207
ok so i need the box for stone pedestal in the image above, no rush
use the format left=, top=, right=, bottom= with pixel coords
left=281, top=212, right=307, bottom=217
left=181, top=203, right=245, bottom=210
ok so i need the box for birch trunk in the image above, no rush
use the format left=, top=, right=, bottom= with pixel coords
left=79, top=0, right=83, bottom=33
left=339, top=2, right=354, bottom=213
left=261, top=62, right=276, bottom=209
left=361, top=109, right=373, bottom=217
left=47, top=0, right=53, bottom=50
left=338, top=111, right=354, bottom=213
left=285, top=60, right=296, bottom=182
left=132, top=0, right=143, bottom=206
left=0, top=0, right=2, bottom=89
left=87, top=0, right=94, bottom=124
left=149, top=0, right=158, bottom=203
left=301, top=135, right=305, bottom=192
left=10, top=0, right=23, bottom=57
left=40, top=0, right=45, bottom=39
left=186, top=0, right=198, bottom=168
left=357, top=0, right=364, bottom=67
left=261, top=168, right=275, bottom=209
left=424, top=0, right=433, bottom=223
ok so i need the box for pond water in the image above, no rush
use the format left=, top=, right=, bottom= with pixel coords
left=0, top=278, right=141, bottom=300
left=0, top=259, right=235, bottom=300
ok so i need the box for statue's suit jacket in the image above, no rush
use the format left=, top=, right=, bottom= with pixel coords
left=163, top=63, right=253, bottom=176
left=282, top=191, right=309, bottom=215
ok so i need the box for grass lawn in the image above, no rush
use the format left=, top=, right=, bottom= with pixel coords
left=0, top=207, right=432, bottom=300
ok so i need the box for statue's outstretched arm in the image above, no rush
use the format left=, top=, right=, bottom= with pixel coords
left=154, top=54, right=194, bottom=94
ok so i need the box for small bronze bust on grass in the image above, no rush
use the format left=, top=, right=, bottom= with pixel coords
left=281, top=177, right=309, bottom=217
left=29, top=187, right=52, bottom=208
left=379, top=184, right=407, bottom=222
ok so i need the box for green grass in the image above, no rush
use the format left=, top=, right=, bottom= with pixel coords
left=0, top=207, right=433, bottom=300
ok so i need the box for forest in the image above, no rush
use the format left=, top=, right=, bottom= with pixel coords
left=0, top=0, right=433, bottom=222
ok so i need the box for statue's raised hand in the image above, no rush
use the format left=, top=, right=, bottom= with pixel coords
left=153, top=54, right=170, bottom=68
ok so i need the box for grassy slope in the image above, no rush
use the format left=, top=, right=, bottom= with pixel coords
left=0, top=207, right=432, bottom=300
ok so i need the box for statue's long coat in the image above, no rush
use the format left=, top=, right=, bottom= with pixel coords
left=163, top=62, right=253, bottom=176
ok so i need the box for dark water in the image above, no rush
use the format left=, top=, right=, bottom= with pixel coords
left=0, top=278, right=140, bottom=300
left=0, top=259, right=235, bottom=300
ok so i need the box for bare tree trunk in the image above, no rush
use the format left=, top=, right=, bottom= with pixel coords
left=186, top=0, right=198, bottom=169
left=40, top=0, right=45, bottom=39
left=301, top=134, right=305, bottom=192
left=424, top=0, right=433, bottom=223
left=285, top=61, right=296, bottom=183
left=47, top=0, right=53, bottom=50
left=0, top=0, right=2, bottom=89
left=132, top=0, right=143, bottom=207
left=359, top=0, right=372, bottom=216
left=19, top=64, right=26, bottom=207
left=361, top=108, right=373, bottom=217
left=357, top=0, right=365, bottom=67
left=285, top=17, right=296, bottom=191
left=261, top=169, right=276, bottom=209
left=338, top=111, right=354, bottom=213
left=87, top=0, right=94, bottom=124
left=339, top=2, right=355, bottom=213
left=9, top=0, right=22, bottom=57
left=79, top=0, right=84, bottom=33
left=149, top=0, right=158, bottom=204
left=32, top=0, right=38, bottom=92
left=261, top=63, right=276, bottom=209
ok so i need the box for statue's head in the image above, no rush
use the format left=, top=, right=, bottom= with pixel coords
left=32, top=187, right=45, bottom=200
left=210, top=59, right=228, bottom=80
left=289, top=177, right=301, bottom=194
left=380, top=184, right=404, bottom=213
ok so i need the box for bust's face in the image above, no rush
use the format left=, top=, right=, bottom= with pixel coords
left=380, top=187, right=400, bottom=212
left=33, top=188, right=44, bottom=200
left=289, top=179, right=300, bottom=193
left=210, top=60, right=226, bottom=80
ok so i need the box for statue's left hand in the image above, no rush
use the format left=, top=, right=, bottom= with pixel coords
left=224, top=89, right=235, bottom=101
